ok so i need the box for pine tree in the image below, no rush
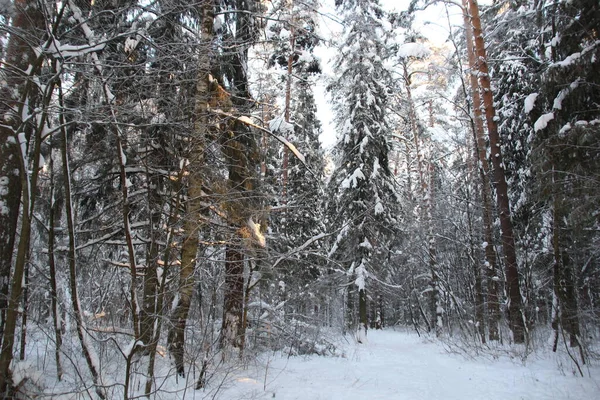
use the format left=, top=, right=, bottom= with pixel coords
left=465, top=0, right=526, bottom=343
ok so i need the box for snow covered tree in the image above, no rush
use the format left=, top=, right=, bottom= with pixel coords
left=525, top=0, right=600, bottom=351
left=327, top=0, right=402, bottom=342
left=259, top=0, right=327, bottom=328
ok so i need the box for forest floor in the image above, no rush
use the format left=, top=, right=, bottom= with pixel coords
left=17, top=328, right=600, bottom=399
left=208, top=329, right=600, bottom=400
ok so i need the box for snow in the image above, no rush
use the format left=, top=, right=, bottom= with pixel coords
left=45, top=39, right=106, bottom=58
left=269, top=115, right=295, bottom=136
left=559, top=123, right=572, bottom=136
left=355, top=259, right=367, bottom=290
left=552, top=40, right=600, bottom=68
left=123, top=339, right=141, bottom=358
left=124, top=37, right=139, bottom=54
left=374, top=201, right=384, bottom=215
left=247, top=217, right=266, bottom=248
left=397, top=42, right=430, bottom=59
left=217, top=330, right=599, bottom=400
left=0, top=175, right=8, bottom=214
left=524, top=93, right=538, bottom=114
left=0, top=0, right=13, bottom=17
left=534, top=112, right=555, bottom=132
left=341, top=167, right=365, bottom=189
left=358, top=238, right=372, bottom=249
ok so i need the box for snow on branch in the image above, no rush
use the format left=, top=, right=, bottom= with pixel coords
left=271, top=232, right=330, bottom=270
left=551, top=40, right=600, bottom=68
left=269, top=115, right=295, bottom=136
left=397, top=42, right=430, bottom=59
left=211, top=110, right=314, bottom=176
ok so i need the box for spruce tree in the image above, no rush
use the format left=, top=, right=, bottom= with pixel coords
left=327, top=0, right=401, bottom=342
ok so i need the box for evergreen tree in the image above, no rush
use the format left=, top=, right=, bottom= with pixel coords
left=264, top=0, right=327, bottom=324
left=327, top=0, right=401, bottom=342
left=527, top=0, right=600, bottom=349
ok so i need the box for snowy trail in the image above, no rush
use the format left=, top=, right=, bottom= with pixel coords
left=217, top=330, right=600, bottom=400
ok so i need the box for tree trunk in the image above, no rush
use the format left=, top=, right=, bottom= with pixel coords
left=47, top=157, right=63, bottom=381
left=220, top=246, right=245, bottom=351
left=282, top=13, right=296, bottom=202
left=167, top=0, right=214, bottom=376
left=59, top=90, right=105, bottom=399
left=461, top=0, right=499, bottom=341
left=116, top=135, right=140, bottom=341
left=0, top=0, right=43, bottom=357
left=427, top=161, right=442, bottom=337
left=18, top=262, right=29, bottom=361
left=145, top=171, right=184, bottom=396
left=551, top=174, right=581, bottom=349
left=466, top=0, right=525, bottom=344
left=139, top=167, right=162, bottom=347
left=0, top=3, right=48, bottom=391
left=358, top=288, right=368, bottom=343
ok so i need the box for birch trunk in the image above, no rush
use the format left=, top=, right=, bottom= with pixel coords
left=167, top=0, right=214, bottom=376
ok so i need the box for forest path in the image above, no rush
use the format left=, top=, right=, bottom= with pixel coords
left=217, top=329, right=600, bottom=400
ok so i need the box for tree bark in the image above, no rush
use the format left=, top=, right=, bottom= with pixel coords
left=220, top=246, right=245, bottom=351
left=466, top=0, right=525, bottom=344
left=282, top=12, right=296, bottom=202
left=167, top=0, right=214, bottom=376
left=358, top=287, right=368, bottom=342
left=0, top=0, right=43, bottom=356
left=145, top=170, right=184, bottom=396
left=47, top=156, right=63, bottom=381
left=551, top=172, right=581, bottom=349
left=461, top=0, right=499, bottom=341
left=58, top=83, right=106, bottom=399
left=0, top=3, right=48, bottom=391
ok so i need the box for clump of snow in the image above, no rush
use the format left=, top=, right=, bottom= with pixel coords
left=359, top=238, right=372, bottom=249
left=124, top=37, right=139, bottom=54
left=397, top=42, right=430, bottom=59
left=558, top=123, right=571, bottom=137
left=534, top=112, right=554, bottom=131
left=524, top=93, right=538, bottom=114
left=355, top=259, right=367, bottom=290
left=269, top=115, right=295, bottom=136
left=553, top=80, right=579, bottom=110
left=341, top=167, right=365, bottom=189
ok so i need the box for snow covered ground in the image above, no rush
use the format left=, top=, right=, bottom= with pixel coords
left=208, top=329, right=599, bottom=400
